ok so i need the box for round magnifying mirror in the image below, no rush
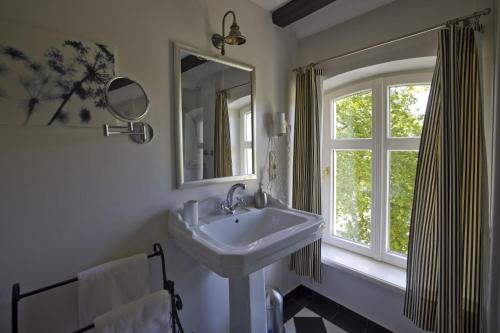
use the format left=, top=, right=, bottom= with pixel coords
left=105, top=77, right=149, bottom=122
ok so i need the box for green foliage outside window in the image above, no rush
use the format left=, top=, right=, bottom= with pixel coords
left=389, top=85, right=428, bottom=137
left=334, top=150, right=372, bottom=245
left=389, top=151, right=418, bottom=255
left=335, top=90, right=371, bottom=138
left=333, top=85, right=429, bottom=255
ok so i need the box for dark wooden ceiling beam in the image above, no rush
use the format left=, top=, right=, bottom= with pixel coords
left=272, top=0, right=336, bottom=27
left=181, top=55, right=208, bottom=73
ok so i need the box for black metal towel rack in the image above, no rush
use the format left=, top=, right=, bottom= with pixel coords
left=11, top=243, right=185, bottom=333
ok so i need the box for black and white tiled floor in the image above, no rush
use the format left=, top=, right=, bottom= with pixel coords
left=283, top=285, right=393, bottom=333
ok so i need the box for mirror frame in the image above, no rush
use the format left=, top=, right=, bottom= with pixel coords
left=173, top=42, right=257, bottom=188
left=105, top=77, right=150, bottom=122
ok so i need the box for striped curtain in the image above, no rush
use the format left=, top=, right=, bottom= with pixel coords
left=404, top=25, right=485, bottom=333
left=289, top=67, right=323, bottom=283
left=214, top=91, right=232, bottom=177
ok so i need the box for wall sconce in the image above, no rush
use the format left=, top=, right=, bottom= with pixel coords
left=272, top=112, right=288, bottom=137
left=211, top=11, right=246, bottom=56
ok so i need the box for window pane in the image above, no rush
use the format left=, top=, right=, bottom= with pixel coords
left=389, top=85, right=430, bottom=137
left=244, top=112, right=252, bottom=142
left=388, top=151, right=418, bottom=255
left=244, top=148, right=253, bottom=174
left=333, top=150, right=372, bottom=245
left=334, top=90, right=372, bottom=138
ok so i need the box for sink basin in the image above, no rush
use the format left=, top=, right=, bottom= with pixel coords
left=168, top=197, right=324, bottom=333
left=168, top=200, right=324, bottom=278
left=200, top=208, right=310, bottom=248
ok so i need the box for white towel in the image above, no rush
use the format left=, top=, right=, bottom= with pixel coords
left=94, top=290, right=171, bottom=333
left=78, top=254, right=150, bottom=326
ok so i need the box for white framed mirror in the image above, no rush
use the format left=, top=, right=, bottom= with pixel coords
left=174, top=43, right=256, bottom=188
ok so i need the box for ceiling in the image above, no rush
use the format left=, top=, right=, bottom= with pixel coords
left=250, top=0, right=396, bottom=39
left=250, top=0, right=287, bottom=11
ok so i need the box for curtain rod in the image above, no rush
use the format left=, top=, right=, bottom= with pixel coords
left=293, top=7, right=492, bottom=72
left=217, top=81, right=250, bottom=93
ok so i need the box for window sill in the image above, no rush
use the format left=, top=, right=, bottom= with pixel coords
left=321, top=243, right=406, bottom=293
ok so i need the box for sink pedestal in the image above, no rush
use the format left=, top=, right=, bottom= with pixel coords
left=228, top=269, right=267, bottom=333
left=169, top=204, right=324, bottom=332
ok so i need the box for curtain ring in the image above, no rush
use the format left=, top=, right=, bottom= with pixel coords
left=473, top=16, right=483, bottom=33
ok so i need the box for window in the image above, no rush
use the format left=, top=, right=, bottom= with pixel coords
left=322, top=73, right=431, bottom=267
left=240, top=109, right=253, bottom=174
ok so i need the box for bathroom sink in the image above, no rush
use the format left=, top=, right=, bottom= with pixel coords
left=168, top=197, right=324, bottom=333
left=168, top=199, right=324, bottom=278
left=199, top=208, right=311, bottom=248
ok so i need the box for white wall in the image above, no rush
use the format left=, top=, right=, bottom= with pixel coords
left=0, top=0, right=298, bottom=332
left=301, top=268, right=420, bottom=333
left=283, top=0, right=496, bottom=332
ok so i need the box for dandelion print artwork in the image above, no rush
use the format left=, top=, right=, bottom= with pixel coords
left=0, top=22, right=119, bottom=127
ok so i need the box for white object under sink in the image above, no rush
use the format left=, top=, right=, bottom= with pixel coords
left=168, top=197, right=324, bottom=333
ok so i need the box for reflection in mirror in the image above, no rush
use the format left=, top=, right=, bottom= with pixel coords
left=180, top=50, right=254, bottom=183
left=106, top=77, right=149, bottom=122
left=103, top=77, right=153, bottom=144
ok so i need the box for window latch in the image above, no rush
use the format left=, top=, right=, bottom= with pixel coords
left=322, top=166, right=330, bottom=179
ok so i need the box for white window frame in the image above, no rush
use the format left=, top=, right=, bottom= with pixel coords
left=322, top=72, right=432, bottom=268
left=240, top=107, right=253, bottom=175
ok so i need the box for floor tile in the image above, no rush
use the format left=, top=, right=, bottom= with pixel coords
left=294, top=317, right=328, bottom=333
left=283, top=286, right=392, bottom=333
left=323, top=319, right=350, bottom=333
left=293, top=307, right=321, bottom=317
left=365, top=321, right=393, bottom=333
left=283, top=291, right=295, bottom=305
left=330, top=306, right=367, bottom=333
left=291, top=285, right=315, bottom=306
left=284, top=318, right=298, bottom=333
left=284, top=298, right=303, bottom=322
left=308, top=293, right=339, bottom=320
left=285, top=307, right=348, bottom=333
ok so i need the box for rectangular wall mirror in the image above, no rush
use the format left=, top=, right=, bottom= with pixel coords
left=174, top=43, right=256, bottom=188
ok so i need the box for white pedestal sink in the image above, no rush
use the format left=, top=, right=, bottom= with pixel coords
left=168, top=198, right=324, bottom=333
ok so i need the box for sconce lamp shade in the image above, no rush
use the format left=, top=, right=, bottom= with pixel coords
left=212, top=10, right=246, bottom=55
left=225, top=22, right=246, bottom=45
left=274, top=112, right=288, bottom=137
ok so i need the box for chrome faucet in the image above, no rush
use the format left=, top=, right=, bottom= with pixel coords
left=220, top=183, right=246, bottom=214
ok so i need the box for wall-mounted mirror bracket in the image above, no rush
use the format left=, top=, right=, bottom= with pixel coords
left=103, top=122, right=153, bottom=144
